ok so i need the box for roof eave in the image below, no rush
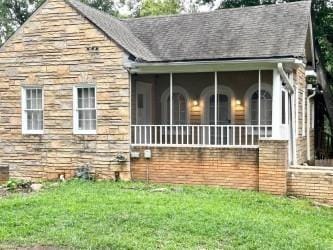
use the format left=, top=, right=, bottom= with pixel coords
left=126, top=57, right=303, bottom=74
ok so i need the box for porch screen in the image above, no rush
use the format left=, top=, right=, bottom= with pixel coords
left=251, top=90, right=272, bottom=125
left=209, top=94, right=229, bottom=125
left=167, top=93, right=186, bottom=124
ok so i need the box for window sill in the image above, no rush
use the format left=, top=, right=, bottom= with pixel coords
left=22, top=130, right=44, bottom=135
left=73, top=130, right=97, bottom=135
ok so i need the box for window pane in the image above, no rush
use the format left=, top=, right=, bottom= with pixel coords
left=24, top=88, right=43, bottom=131
left=77, top=87, right=95, bottom=109
left=251, top=90, right=272, bottom=125
left=282, top=91, right=286, bottom=124
left=78, top=110, right=96, bottom=130
left=83, top=88, right=89, bottom=108
left=166, top=93, right=187, bottom=124
left=138, top=94, right=144, bottom=108
left=26, top=110, right=43, bottom=130
left=89, top=88, right=95, bottom=108
left=27, top=111, right=33, bottom=130
left=26, top=97, right=32, bottom=109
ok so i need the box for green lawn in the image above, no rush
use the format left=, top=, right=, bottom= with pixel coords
left=0, top=181, right=332, bottom=249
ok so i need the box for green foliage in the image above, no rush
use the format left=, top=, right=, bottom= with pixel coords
left=136, top=0, right=180, bottom=17
left=0, top=181, right=332, bottom=248
left=312, top=0, right=333, bottom=77
left=5, top=179, right=31, bottom=191
left=75, top=165, right=95, bottom=181
left=0, top=0, right=43, bottom=43
left=80, top=0, right=118, bottom=15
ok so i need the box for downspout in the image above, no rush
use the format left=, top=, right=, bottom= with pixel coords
left=307, top=89, right=316, bottom=161
left=277, top=63, right=295, bottom=164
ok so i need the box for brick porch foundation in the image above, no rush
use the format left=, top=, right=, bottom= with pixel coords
left=131, top=140, right=333, bottom=205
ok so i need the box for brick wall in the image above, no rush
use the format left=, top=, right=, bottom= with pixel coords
left=131, top=147, right=259, bottom=190
left=258, top=139, right=289, bottom=195
left=0, top=0, right=130, bottom=181
left=294, top=66, right=312, bottom=164
left=288, top=166, right=333, bottom=205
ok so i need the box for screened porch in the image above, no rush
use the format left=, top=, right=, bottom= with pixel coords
left=130, top=70, right=287, bottom=148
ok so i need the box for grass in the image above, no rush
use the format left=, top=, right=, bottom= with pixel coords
left=0, top=181, right=332, bottom=249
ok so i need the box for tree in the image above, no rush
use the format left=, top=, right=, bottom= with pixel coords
left=135, top=0, right=181, bottom=17
left=0, top=0, right=43, bottom=43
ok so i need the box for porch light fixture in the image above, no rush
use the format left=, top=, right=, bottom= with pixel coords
left=236, top=100, right=242, bottom=105
left=192, top=100, right=199, bottom=106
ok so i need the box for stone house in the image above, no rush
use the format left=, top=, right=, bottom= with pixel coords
left=0, top=0, right=331, bottom=203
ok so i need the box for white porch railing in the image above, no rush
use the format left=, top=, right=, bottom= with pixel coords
left=131, top=125, right=272, bottom=148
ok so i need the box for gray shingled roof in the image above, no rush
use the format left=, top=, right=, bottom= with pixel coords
left=67, top=0, right=312, bottom=63
left=67, top=0, right=159, bottom=61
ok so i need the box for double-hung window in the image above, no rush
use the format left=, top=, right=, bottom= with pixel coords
left=22, top=87, right=43, bottom=134
left=73, top=86, right=97, bottom=134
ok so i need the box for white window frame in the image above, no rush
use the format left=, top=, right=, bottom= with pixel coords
left=21, top=86, right=44, bottom=135
left=244, top=83, right=272, bottom=125
left=161, top=86, right=190, bottom=124
left=73, top=85, right=97, bottom=135
left=200, top=85, right=235, bottom=125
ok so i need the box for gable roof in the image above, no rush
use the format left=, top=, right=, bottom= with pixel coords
left=66, top=0, right=159, bottom=61
left=68, top=0, right=312, bottom=63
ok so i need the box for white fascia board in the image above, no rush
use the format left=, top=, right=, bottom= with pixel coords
left=125, top=58, right=298, bottom=74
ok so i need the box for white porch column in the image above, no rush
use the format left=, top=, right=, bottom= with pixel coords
left=170, top=73, right=173, bottom=125
left=214, top=72, right=218, bottom=125
left=258, top=70, right=261, bottom=136
left=272, top=69, right=282, bottom=138
left=214, top=72, right=218, bottom=144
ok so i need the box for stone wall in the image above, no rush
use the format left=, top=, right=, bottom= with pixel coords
left=0, top=0, right=130, bottom=180
left=0, top=165, right=9, bottom=184
left=259, top=139, right=289, bottom=195
left=131, top=147, right=259, bottom=190
left=288, top=166, right=333, bottom=205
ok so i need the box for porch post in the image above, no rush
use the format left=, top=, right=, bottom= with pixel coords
left=272, top=69, right=282, bottom=138
left=214, top=72, right=218, bottom=144
left=258, top=70, right=261, bottom=136
left=170, top=73, right=173, bottom=125
left=214, top=72, right=218, bottom=126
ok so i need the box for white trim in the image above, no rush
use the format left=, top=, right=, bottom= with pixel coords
left=281, top=88, right=289, bottom=125
left=21, top=86, right=44, bottom=135
left=131, top=124, right=272, bottom=148
left=302, top=89, right=306, bottom=137
left=311, top=101, right=315, bottom=129
left=73, top=84, right=97, bottom=135
left=258, top=70, right=261, bottom=127
left=272, top=69, right=282, bottom=138
left=161, top=85, right=190, bottom=124
left=214, top=72, right=218, bottom=126
left=244, top=82, right=272, bottom=125
left=200, top=85, right=235, bottom=125
left=126, top=58, right=299, bottom=74
left=170, top=73, right=173, bottom=125
left=295, top=84, right=299, bottom=138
